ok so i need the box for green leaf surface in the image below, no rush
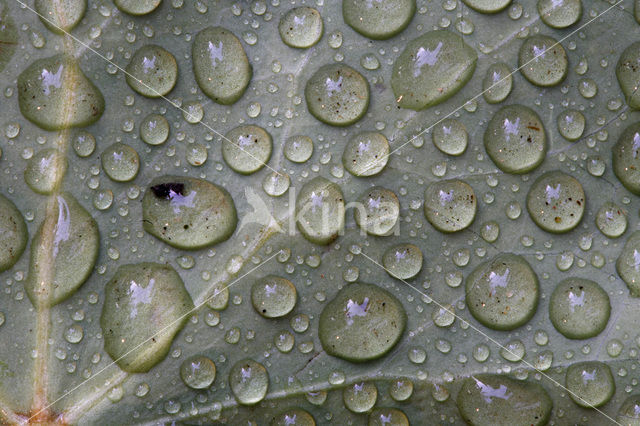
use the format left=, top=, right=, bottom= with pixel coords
left=0, top=0, right=638, bottom=425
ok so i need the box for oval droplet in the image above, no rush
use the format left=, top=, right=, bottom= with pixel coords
left=222, top=125, right=272, bottom=175
left=251, top=275, right=297, bottom=318
left=482, top=62, right=513, bottom=104
left=18, top=55, right=104, bottom=130
left=484, top=105, right=547, bottom=174
left=616, top=231, right=640, bottom=297
left=549, top=277, right=610, bottom=339
left=613, top=122, right=640, bottom=195
left=278, top=7, right=323, bottom=49
left=25, top=193, right=99, bottom=307
left=392, top=30, right=477, bottom=110
left=526, top=171, right=585, bottom=233
left=319, top=282, right=406, bottom=362
left=596, top=202, right=627, bottom=238
left=342, top=132, right=389, bottom=177
left=461, top=0, right=512, bottom=14
left=35, top=0, right=86, bottom=34
left=354, top=186, right=400, bottom=236
left=101, top=262, right=194, bottom=373
left=140, top=113, right=170, bottom=146
left=342, top=0, right=415, bottom=40
left=465, top=253, right=539, bottom=331
left=557, top=109, right=585, bottom=142
left=192, top=27, right=252, bottom=105
left=24, top=148, right=67, bottom=195
left=0, top=194, right=28, bottom=273
left=432, top=118, right=468, bottom=156
left=423, top=179, right=477, bottom=233
left=305, top=64, right=370, bottom=126
left=295, top=177, right=345, bottom=245
left=101, top=143, right=140, bottom=182
left=518, top=35, right=568, bottom=87
left=617, top=42, right=640, bottom=110
left=125, top=45, right=178, bottom=98
left=382, top=243, right=423, bottom=280
left=284, top=135, right=314, bottom=163
left=565, top=361, right=615, bottom=408
left=180, top=355, right=216, bottom=390
left=617, top=394, right=640, bottom=425
left=142, top=176, right=237, bottom=250
left=114, top=0, right=161, bottom=16
left=537, top=0, right=582, bottom=28
left=271, top=408, right=315, bottom=426
left=229, top=359, right=269, bottom=405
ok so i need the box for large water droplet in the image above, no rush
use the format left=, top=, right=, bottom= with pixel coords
left=354, top=186, right=399, bottom=236
left=296, top=177, right=345, bottom=245
left=284, top=135, right=314, bottom=163
left=25, top=193, right=99, bottom=307
left=35, top=0, right=86, bottom=34
left=142, top=176, right=237, bottom=250
left=101, top=262, right=194, bottom=372
left=24, top=148, right=67, bottom=195
left=271, top=408, right=315, bottom=426
left=518, top=35, right=568, bottom=87
left=465, top=253, right=539, bottom=331
left=342, top=132, right=389, bottom=177
left=484, top=105, right=547, bottom=174
left=549, top=278, right=610, bottom=339
left=565, top=361, right=615, bottom=408
left=596, top=202, right=627, bottom=238
left=432, top=118, right=468, bottom=156
left=125, top=45, right=178, bottom=98
left=617, top=42, right=640, bottom=110
left=101, top=143, right=140, bottom=182
left=457, top=375, right=552, bottom=425
left=140, top=113, right=170, bottom=146
left=278, top=7, right=323, bottom=48
left=114, top=0, right=161, bottom=16
left=251, top=275, right=297, bottom=318
left=222, top=125, right=272, bottom=175
left=382, top=243, right=423, bottom=280
left=482, top=62, right=513, bottom=104
left=229, top=359, right=269, bottom=405
left=617, top=394, right=640, bottom=424
left=305, top=64, right=370, bottom=126
left=613, top=122, right=640, bottom=194
left=392, top=30, right=477, bottom=110
left=616, top=231, right=640, bottom=297
left=319, top=282, right=406, bottom=362
left=0, top=194, right=28, bottom=273
left=423, top=179, right=477, bottom=233
left=180, top=355, right=216, bottom=389
left=192, top=27, right=252, bottom=105
left=537, top=0, right=582, bottom=29
left=18, top=55, right=104, bottom=130
left=526, top=171, right=585, bottom=233
left=461, top=0, right=512, bottom=14
left=342, top=0, right=415, bottom=40
left=343, top=382, right=377, bottom=413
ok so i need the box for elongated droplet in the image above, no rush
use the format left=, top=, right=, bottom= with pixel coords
left=101, top=262, right=194, bottom=373
left=35, top=0, right=86, bottom=34
left=0, top=194, right=28, bottom=273
left=25, top=193, right=99, bottom=308
left=296, top=177, right=345, bottom=245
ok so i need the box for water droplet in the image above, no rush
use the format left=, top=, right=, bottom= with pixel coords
left=354, top=187, right=399, bottom=236
left=18, top=55, right=104, bottom=130
left=360, top=53, right=380, bottom=70
left=284, top=135, right=314, bottom=163
left=193, top=27, right=252, bottom=105
left=392, top=30, right=477, bottom=110
left=0, top=198, right=29, bottom=272
left=473, top=343, right=490, bottom=362
left=64, top=324, right=83, bottom=344
left=557, top=109, right=585, bottom=141
left=390, top=379, right=413, bottom=401
left=432, top=119, right=468, bottom=156
left=72, top=131, right=96, bottom=157
left=538, top=0, right=582, bottom=29
left=343, top=382, right=377, bottom=413
left=305, top=64, right=370, bottom=126
left=596, top=202, right=627, bottom=238
left=229, top=359, right=269, bottom=405
left=142, top=176, right=237, bottom=250
left=457, top=375, right=552, bottom=425
left=101, top=262, right=194, bottom=372
left=180, top=355, right=216, bottom=389
left=25, top=193, right=99, bottom=307
left=222, top=125, right=272, bottom=175
left=549, top=278, right=610, bottom=339
left=251, top=275, right=297, bottom=318
left=140, top=113, right=170, bottom=146
left=182, top=101, right=204, bottom=124
left=484, top=105, right=547, bottom=174
left=319, top=282, right=406, bottom=362
left=342, top=132, right=389, bottom=177
left=615, top=231, right=640, bottom=297
left=186, top=143, right=208, bottom=167
left=382, top=243, right=423, bottom=280
left=466, top=254, right=539, bottom=331
left=35, top=0, right=86, bottom=34
left=518, top=35, right=568, bottom=87
left=432, top=304, right=455, bottom=327
left=343, top=0, right=415, bottom=40
left=461, top=0, right=512, bottom=14
left=275, top=330, right=294, bottom=353
left=526, top=171, right=585, bottom=233
left=114, top=0, right=161, bottom=15
left=500, top=339, right=525, bottom=362
left=25, top=148, right=67, bottom=194
left=271, top=408, right=316, bottom=426
left=481, top=221, right=500, bottom=243
left=279, top=7, right=323, bottom=48
left=369, top=408, right=409, bottom=425
left=616, top=394, right=640, bottom=424
left=613, top=122, right=640, bottom=194
left=483, top=62, right=513, bottom=104
left=93, top=189, right=113, bottom=211
left=296, top=177, right=345, bottom=245
left=565, top=361, right=615, bottom=408
left=125, top=44, right=177, bottom=98
left=423, top=179, right=477, bottom=233
left=101, top=143, right=140, bottom=182
left=262, top=171, right=290, bottom=197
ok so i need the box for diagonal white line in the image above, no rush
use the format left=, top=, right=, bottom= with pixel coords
left=28, top=250, right=281, bottom=422
left=358, top=0, right=626, bottom=176
left=13, top=0, right=281, bottom=176
left=358, top=250, right=621, bottom=425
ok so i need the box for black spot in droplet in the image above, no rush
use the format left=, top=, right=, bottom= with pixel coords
left=151, top=182, right=184, bottom=199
